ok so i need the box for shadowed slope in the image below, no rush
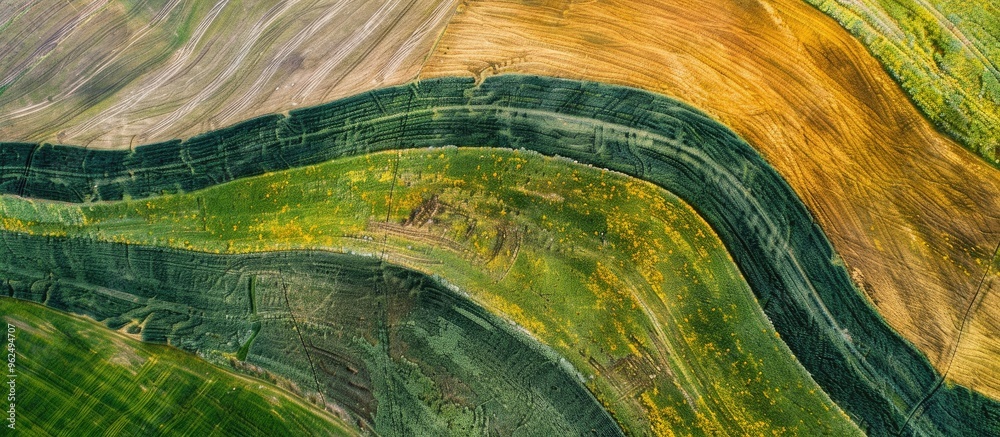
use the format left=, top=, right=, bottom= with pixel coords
left=421, top=0, right=1000, bottom=400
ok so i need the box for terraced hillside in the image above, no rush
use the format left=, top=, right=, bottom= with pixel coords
left=0, top=0, right=456, bottom=148
left=0, top=298, right=356, bottom=435
left=422, top=0, right=1000, bottom=400
left=808, top=0, right=1000, bottom=163
left=0, top=148, right=861, bottom=435
left=3, top=75, right=998, bottom=434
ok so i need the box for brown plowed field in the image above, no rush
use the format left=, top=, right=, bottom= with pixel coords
left=0, top=0, right=456, bottom=148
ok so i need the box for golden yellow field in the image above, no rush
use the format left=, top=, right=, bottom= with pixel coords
left=421, top=0, right=1000, bottom=398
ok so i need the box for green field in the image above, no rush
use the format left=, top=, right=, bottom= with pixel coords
left=0, top=147, right=861, bottom=435
left=0, top=231, right=622, bottom=436
left=1, top=74, right=998, bottom=434
left=808, top=0, right=1000, bottom=163
left=0, top=297, right=355, bottom=435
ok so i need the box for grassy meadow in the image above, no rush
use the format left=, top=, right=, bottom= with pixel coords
left=0, top=297, right=356, bottom=435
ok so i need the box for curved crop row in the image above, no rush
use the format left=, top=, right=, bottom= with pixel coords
left=0, top=0, right=456, bottom=148
left=419, top=0, right=1000, bottom=399
left=1, top=147, right=862, bottom=435
left=0, top=74, right=997, bottom=434
left=0, top=231, right=621, bottom=436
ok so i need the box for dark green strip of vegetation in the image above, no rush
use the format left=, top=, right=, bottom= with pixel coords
left=0, top=231, right=622, bottom=436
left=0, top=74, right=997, bottom=434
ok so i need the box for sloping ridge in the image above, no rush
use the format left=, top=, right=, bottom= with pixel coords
left=0, top=74, right=997, bottom=434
